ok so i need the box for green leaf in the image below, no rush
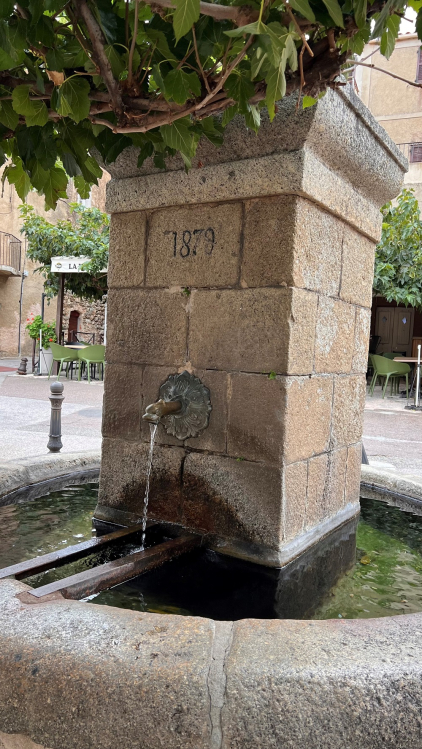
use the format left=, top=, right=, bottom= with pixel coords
left=74, top=175, right=91, bottom=199
left=57, top=78, right=91, bottom=123
left=164, top=68, right=199, bottom=104
left=0, top=100, right=19, bottom=130
left=380, top=14, right=400, bottom=59
left=34, top=127, right=57, bottom=169
left=43, top=166, right=68, bottom=210
left=0, top=19, right=26, bottom=62
left=224, top=73, right=255, bottom=114
left=288, top=0, right=316, bottom=22
left=12, top=85, right=49, bottom=127
left=29, top=160, right=49, bottom=191
left=45, top=48, right=66, bottom=73
left=244, top=104, right=260, bottom=132
left=251, top=47, right=269, bottom=80
left=321, top=0, right=344, bottom=27
left=145, top=29, right=178, bottom=65
left=222, top=104, right=238, bottom=126
left=28, top=0, right=45, bottom=25
left=201, top=117, right=224, bottom=146
left=173, top=0, right=200, bottom=43
left=0, top=0, right=14, bottom=19
left=3, top=161, right=31, bottom=202
left=105, top=45, right=125, bottom=78
left=225, top=20, right=267, bottom=37
left=137, top=141, right=154, bottom=167
left=0, top=47, right=15, bottom=71
left=302, top=95, right=317, bottom=108
left=160, top=118, right=197, bottom=157
left=265, top=56, right=286, bottom=121
left=353, top=0, right=367, bottom=29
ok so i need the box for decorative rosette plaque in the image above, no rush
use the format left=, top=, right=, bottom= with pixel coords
left=159, top=371, right=212, bottom=441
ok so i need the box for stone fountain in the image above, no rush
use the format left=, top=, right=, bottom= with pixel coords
left=2, top=88, right=422, bottom=749
left=95, top=85, right=404, bottom=571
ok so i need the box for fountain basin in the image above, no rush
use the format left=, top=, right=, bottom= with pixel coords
left=1, top=476, right=422, bottom=747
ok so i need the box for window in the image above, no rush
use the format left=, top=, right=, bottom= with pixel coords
left=410, top=143, right=422, bottom=163
left=416, top=49, right=422, bottom=83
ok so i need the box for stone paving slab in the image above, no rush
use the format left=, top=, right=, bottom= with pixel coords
left=363, top=383, right=422, bottom=477
left=0, top=371, right=103, bottom=462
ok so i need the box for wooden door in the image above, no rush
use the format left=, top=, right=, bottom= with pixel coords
left=393, top=307, right=414, bottom=356
left=375, top=307, right=394, bottom=353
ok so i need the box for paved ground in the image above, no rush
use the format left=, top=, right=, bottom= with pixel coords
left=364, top=381, right=422, bottom=478
left=0, top=358, right=103, bottom=462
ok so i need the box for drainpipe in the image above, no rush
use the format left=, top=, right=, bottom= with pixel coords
left=17, top=237, right=26, bottom=357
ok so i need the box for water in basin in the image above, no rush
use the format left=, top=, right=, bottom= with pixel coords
left=1, top=484, right=422, bottom=620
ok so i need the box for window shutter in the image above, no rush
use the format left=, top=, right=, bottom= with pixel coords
left=416, top=49, right=422, bottom=83
left=410, top=143, right=422, bottom=163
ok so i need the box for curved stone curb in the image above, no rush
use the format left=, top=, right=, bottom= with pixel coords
left=361, top=464, right=422, bottom=513
left=0, top=579, right=422, bottom=749
left=0, top=451, right=100, bottom=504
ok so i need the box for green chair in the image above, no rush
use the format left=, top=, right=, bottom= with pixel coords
left=390, top=360, right=410, bottom=398
left=78, top=344, right=105, bottom=383
left=369, top=354, right=407, bottom=398
left=48, top=342, right=79, bottom=381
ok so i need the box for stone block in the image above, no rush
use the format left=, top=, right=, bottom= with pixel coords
left=102, top=362, right=143, bottom=439
left=341, top=225, right=376, bottom=308
left=98, top=437, right=185, bottom=524
left=324, top=448, right=347, bottom=515
left=223, top=614, right=422, bottom=749
left=0, top=580, right=214, bottom=749
left=241, top=196, right=295, bottom=287
left=182, top=453, right=282, bottom=551
left=108, top=211, right=146, bottom=288
left=146, top=203, right=242, bottom=288
left=106, top=288, right=188, bottom=366
left=352, top=307, right=371, bottom=373
left=189, top=287, right=316, bottom=374
left=293, top=199, right=343, bottom=296
left=287, top=288, right=318, bottom=374
left=314, top=296, right=356, bottom=374
left=283, top=376, right=332, bottom=463
left=185, top=369, right=228, bottom=453
left=331, top=374, right=366, bottom=449
left=227, top=373, right=284, bottom=464
left=306, top=452, right=329, bottom=527
left=282, top=461, right=308, bottom=541
left=345, top=442, right=362, bottom=506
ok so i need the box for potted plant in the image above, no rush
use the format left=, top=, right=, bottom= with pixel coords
left=26, top=315, right=57, bottom=375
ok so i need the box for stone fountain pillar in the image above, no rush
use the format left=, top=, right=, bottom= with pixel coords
left=95, top=86, right=405, bottom=566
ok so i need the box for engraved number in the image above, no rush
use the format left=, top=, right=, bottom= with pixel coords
left=171, top=228, right=215, bottom=258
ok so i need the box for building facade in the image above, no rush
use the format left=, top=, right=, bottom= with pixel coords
left=356, top=34, right=422, bottom=356
left=0, top=172, right=109, bottom=358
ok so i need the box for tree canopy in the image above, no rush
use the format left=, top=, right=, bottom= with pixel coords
left=20, top=202, right=109, bottom=300
left=0, top=0, right=420, bottom=209
left=374, top=189, right=422, bottom=310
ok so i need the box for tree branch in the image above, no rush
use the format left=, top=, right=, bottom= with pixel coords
left=72, top=0, right=123, bottom=114
left=192, top=25, right=211, bottom=94
left=348, top=61, right=422, bottom=89
left=149, top=0, right=258, bottom=25
left=127, top=0, right=140, bottom=88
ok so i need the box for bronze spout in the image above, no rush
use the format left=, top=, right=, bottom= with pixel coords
left=142, top=399, right=182, bottom=424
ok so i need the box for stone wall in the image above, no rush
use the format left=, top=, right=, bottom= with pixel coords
left=96, top=86, right=406, bottom=566
left=62, top=292, right=106, bottom=344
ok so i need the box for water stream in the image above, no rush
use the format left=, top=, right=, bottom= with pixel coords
left=141, top=423, right=158, bottom=548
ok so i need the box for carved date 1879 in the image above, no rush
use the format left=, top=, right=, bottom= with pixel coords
left=172, top=228, right=215, bottom=258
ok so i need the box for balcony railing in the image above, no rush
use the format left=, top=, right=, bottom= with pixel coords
left=396, top=143, right=422, bottom=164
left=0, top=231, right=22, bottom=273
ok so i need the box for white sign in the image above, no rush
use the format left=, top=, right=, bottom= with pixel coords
left=51, top=256, right=107, bottom=273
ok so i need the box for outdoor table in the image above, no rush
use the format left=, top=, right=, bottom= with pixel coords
left=394, top=357, right=421, bottom=395
left=64, top=344, right=87, bottom=349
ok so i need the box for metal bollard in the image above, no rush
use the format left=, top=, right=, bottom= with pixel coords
left=47, top=381, right=64, bottom=453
